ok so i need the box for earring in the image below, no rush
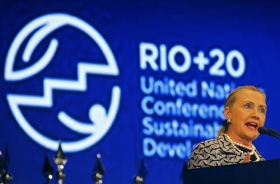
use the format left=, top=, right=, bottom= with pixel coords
left=222, top=118, right=231, bottom=127
left=227, top=118, right=231, bottom=124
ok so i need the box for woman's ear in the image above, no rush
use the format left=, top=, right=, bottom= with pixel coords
left=224, top=107, right=230, bottom=119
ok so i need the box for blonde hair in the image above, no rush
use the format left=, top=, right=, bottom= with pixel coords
left=217, top=85, right=266, bottom=137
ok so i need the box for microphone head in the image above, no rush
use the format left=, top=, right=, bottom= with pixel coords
left=258, top=126, right=267, bottom=134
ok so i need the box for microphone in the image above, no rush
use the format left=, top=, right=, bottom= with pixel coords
left=258, top=126, right=280, bottom=140
left=258, top=126, right=267, bottom=134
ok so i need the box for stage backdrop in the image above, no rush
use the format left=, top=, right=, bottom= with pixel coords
left=1, top=0, right=280, bottom=183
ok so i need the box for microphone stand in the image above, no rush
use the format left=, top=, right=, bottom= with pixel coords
left=266, top=128, right=280, bottom=140
left=92, top=154, right=105, bottom=184
left=258, top=127, right=280, bottom=140
left=271, top=134, right=280, bottom=140
left=54, top=141, right=67, bottom=184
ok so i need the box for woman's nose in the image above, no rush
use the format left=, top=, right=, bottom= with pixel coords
left=251, top=108, right=260, bottom=119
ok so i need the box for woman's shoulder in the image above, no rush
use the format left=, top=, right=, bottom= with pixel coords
left=194, top=136, right=221, bottom=149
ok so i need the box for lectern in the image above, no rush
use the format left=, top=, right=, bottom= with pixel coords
left=182, top=159, right=280, bottom=184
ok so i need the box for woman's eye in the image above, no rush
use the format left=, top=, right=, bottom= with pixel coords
left=244, top=103, right=252, bottom=109
left=259, top=108, right=266, bottom=114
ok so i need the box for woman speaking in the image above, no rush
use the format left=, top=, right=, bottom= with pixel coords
left=187, top=85, right=266, bottom=169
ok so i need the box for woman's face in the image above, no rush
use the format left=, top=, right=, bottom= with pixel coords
left=225, top=89, right=267, bottom=143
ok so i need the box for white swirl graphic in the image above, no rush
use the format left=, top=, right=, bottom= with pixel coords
left=5, top=13, right=121, bottom=152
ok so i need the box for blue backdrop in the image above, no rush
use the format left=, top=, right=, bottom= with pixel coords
left=1, top=0, right=280, bottom=183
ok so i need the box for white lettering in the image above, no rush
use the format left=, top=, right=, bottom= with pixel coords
left=168, top=45, right=191, bottom=73
left=142, top=117, right=221, bottom=139
left=141, top=96, right=224, bottom=119
left=201, top=81, right=234, bottom=100
left=140, top=42, right=159, bottom=70
left=139, top=43, right=192, bottom=73
left=143, top=138, right=194, bottom=159
left=140, top=76, right=197, bottom=97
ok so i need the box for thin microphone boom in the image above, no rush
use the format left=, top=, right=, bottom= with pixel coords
left=267, top=128, right=280, bottom=140
left=258, top=126, right=280, bottom=140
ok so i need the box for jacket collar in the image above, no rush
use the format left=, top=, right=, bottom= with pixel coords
left=217, top=134, right=244, bottom=156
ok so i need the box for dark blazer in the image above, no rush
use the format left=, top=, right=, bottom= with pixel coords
left=187, top=134, right=265, bottom=169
